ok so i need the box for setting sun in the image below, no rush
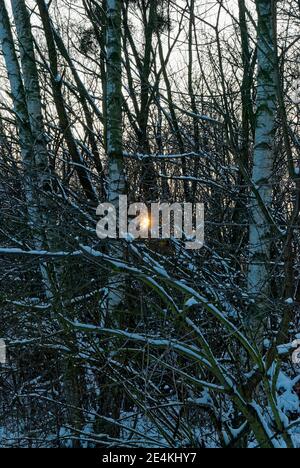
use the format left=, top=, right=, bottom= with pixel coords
left=140, top=215, right=150, bottom=230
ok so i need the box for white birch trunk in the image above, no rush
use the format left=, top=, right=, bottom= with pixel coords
left=1, top=0, right=55, bottom=309
left=8, top=0, right=55, bottom=300
left=105, top=0, right=126, bottom=319
left=1, top=2, right=83, bottom=441
left=248, top=0, right=277, bottom=303
left=0, top=0, right=47, bottom=255
left=0, top=0, right=36, bottom=221
left=10, top=0, right=50, bottom=186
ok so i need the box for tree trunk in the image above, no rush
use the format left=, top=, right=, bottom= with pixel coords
left=0, top=0, right=49, bottom=283
left=248, top=0, right=277, bottom=312
left=105, top=0, right=126, bottom=317
left=98, top=0, right=125, bottom=440
left=10, top=0, right=50, bottom=186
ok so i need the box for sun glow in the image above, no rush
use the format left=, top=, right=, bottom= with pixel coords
left=140, top=215, right=150, bottom=231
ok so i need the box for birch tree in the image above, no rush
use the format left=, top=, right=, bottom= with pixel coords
left=248, top=0, right=278, bottom=320
left=104, top=0, right=126, bottom=318
left=11, top=0, right=97, bottom=203
left=0, top=0, right=299, bottom=448
left=0, top=0, right=54, bottom=297
left=10, top=0, right=51, bottom=193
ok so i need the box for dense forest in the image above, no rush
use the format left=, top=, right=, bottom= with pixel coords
left=0, top=0, right=300, bottom=449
